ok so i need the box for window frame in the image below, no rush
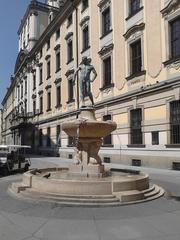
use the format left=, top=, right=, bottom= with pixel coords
left=101, top=6, right=111, bottom=37
left=130, top=108, right=143, bottom=145
left=129, top=0, right=141, bottom=17
left=67, top=40, right=73, bottom=63
left=170, top=17, right=180, bottom=59
left=130, top=39, right=142, bottom=75
left=47, top=91, right=51, bottom=112
left=82, top=25, right=89, bottom=51
left=103, top=56, right=112, bottom=88
left=82, top=0, right=89, bottom=12
left=102, top=114, right=113, bottom=147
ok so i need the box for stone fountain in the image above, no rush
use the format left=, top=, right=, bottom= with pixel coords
left=62, top=106, right=116, bottom=178
left=8, top=57, right=164, bottom=206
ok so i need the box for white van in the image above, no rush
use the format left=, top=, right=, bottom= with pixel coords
left=0, top=145, right=31, bottom=176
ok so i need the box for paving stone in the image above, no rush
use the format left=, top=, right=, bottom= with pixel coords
left=95, top=218, right=165, bottom=240
left=34, top=219, right=99, bottom=240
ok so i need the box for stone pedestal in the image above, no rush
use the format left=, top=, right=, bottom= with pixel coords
left=68, top=163, right=105, bottom=178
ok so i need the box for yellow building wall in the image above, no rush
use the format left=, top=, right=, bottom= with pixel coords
left=113, top=113, right=128, bottom=125
left=144, top=105, right=167, bottom=121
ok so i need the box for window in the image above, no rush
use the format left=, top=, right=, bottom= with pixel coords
left=56, top=52, right=61, bottom=72
left=170, top=18, right=180, bottom=59
left=130, top=109, right=142, bottom=144
left=33, top=71, right=36, bottom=90
left=39, top=66, right=43, bottom=85
left=18, top=86, right=20, bottom=100
left=56, top=125, right=61, bottom=146
left=47, top=91, right=51, bottom=111
left=170, top=100, right=180, bottom=144
left=68, top=79, right=74, bottom=102
left=68, top=136, right=74, bottom=147
left=129, top=0, right=140, bottom=16
left=82, top=26, right=89, bottom=51
left=47, top=39, right=50, bottom=50
left=39, top=129, right=43, bottom=147
left=21, top=83, right=23, bottom=98
left=56, top=85, right=61, bottom=107
left=103, top=56, right=112, bottom=87
left=33, top=100, right=36, bottom=115
left=82, top=0, right=88, bottom=11
left=47, top=127, right=51, bottom=147
left=56, top=28, right=60, bottom=39
left=47, top=60, right=51, bottom=79
left=103, top=115, right=112, bottom=145
left=67, top=40, right=73, bottom=62
left=102, top=7, right=111, bottom=36
left=67, top=14, right=72, bottom=27
left=39, top=49, right=43, bottom=58
left=130, top=40, right=142, bottom=75
left=152, top=131, right=159, bottom=145
left=39, top=96, right=43, bottom=114
left=25, top=78, right=27, bottom=94
left=24, top=99, right=27, bottom=113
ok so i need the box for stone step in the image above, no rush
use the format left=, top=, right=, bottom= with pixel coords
left=144, top=185, right=160, bottom=199
left=25, top=189, right=116, bottom=199
left=114, top=190, right=144, bottom=202
left=10, top=182, right=29, bottom=194
left=20, top=191, right=120, bottom=204
left=142, top=185, right=155, bottom=194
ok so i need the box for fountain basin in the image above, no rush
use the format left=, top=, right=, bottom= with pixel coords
left=8, top=168, right=164, bottom=207
left=62, top=120, right=117, bottom=138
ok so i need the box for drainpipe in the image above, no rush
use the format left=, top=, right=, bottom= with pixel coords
left=71, top=0, right=80, bottom=117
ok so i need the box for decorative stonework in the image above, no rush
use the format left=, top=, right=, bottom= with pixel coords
left=167, top=60, right=180, bottom=69
left=80, top=16, right=90, bottom=27
left=65, top=32, right=73, bottom=41
left=45, top=85, right=52, bottom=90
left=98, top=0, right=111, bottom=12
left=65, top=69, right=74, bottom=77
left=32, top=94, right=36, bottom=99
left=123, top=23, right=145, bottom=40
left=45, top=54, right=51, bottom=60
left=38, top=90, right=43, bottom=95
left=98, top=43, right=114, bottom=57
left=54, top=44, right=60, bottom=51
left=54, top=78, right=62, bottom=85
left=161, top=0, right=180, bottom=17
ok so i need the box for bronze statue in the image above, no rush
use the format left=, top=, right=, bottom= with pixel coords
left=74, top=56, right=97, bottom=107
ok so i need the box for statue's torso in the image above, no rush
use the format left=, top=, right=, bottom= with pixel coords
left=80, top=64, right=93, bottom=82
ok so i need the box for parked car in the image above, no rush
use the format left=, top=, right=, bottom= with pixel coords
left=0, top=145, right=31, bottom=176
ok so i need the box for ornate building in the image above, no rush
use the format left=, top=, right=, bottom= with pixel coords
left=1, top=0, right=180, bottom=169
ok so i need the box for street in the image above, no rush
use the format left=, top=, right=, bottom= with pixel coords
left=0, top=156, right=180, bottom=240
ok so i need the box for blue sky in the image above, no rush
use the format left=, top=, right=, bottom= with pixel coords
left=0, top=1, right=43, bottom=104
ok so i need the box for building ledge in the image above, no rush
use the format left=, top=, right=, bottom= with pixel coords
left=100, top=29, right=113, bottom=40
left=125, top=6, right=144, bottom=21
left=126, top=70, right=146, bottom=81
left=163, top=56, right=180, bottom=66
left=99, top=83, right=114, bottom=91
left=127, top=144, right=146, bottom=148
left=165, top=144, right=180, bottom=148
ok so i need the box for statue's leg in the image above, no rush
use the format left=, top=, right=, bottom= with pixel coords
left=86, top=81, right=94, bottom=106
left=80, top=81, right=85, bottom=106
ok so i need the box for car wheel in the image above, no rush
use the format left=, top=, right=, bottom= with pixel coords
left=24, top=164, right=29, bottom=172
left=2, top=167, right=9, bottom=176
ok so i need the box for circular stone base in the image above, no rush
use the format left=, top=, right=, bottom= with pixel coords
left=8, top=168, right=164, bottom=207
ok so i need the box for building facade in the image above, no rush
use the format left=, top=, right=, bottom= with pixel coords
left=1, top=0, right=180, bottom=168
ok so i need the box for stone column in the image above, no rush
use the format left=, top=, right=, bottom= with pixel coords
left=29, top=11, right=38, bottom=50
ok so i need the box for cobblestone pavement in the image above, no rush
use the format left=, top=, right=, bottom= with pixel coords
left=0, top=156, right=180, bottom=240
